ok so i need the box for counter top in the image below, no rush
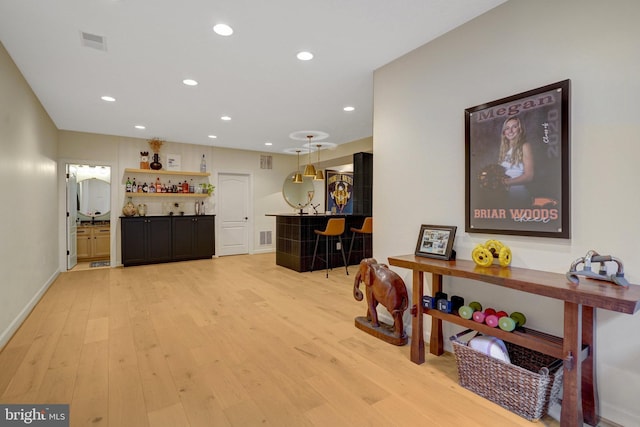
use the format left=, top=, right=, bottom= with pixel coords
left=120, top=214, right=215, bottom=219
left=265, top=213, right=351, bottom=217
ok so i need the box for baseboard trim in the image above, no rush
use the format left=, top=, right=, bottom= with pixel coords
left=0, top=269, right=60, bottom=350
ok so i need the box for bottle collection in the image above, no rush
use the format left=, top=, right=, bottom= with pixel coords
left=125, top=177, right=204, bottom=194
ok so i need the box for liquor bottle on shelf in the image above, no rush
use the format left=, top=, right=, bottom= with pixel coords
left=200, top=154, right=207, bottom=172
left=155, top=177, right=161, bottom=192
left=189, top=179, right=194, bottom=193
left=126, top=177, right=132, bottom=192
left=182, top=180, right=189, bottom=193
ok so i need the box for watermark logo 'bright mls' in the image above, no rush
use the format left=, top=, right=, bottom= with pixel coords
left=1, top=405, right=69, bottom=426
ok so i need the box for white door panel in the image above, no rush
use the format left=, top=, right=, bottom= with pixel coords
left=67, top=166, right=78, bottom=270
left=218, top=173, right=250, bottom=256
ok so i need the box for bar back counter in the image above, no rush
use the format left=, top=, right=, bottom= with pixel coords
left=267, top=214, right=371, bottom=272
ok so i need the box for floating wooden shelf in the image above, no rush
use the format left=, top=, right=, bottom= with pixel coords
left=125, top=192, right=209, bottom=198
left=124, top=168, right=210, bottom=177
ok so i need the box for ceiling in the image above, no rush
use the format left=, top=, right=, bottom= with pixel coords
left=0, top=0, right=506, bottom=154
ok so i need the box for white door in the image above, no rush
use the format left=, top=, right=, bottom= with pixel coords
left=66, top=165, right=78, bottom=270
left=218, top=173, right=250, bottom=256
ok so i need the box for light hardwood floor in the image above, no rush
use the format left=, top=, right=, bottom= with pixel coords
left=0, top=254, right=562, bottom=427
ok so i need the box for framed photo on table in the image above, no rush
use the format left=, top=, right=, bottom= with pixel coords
left=465, top=80, right=570, bottom=238
left=415, top=225, right=457, bottom=260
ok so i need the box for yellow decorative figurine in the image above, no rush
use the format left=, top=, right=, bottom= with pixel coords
left=472, top=240, right=512, bottom=267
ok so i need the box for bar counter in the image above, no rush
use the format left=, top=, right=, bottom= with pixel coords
left=266, top=213, right=371, bottom=272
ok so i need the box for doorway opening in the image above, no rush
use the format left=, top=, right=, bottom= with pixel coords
left=66, top=164, right=112, bottom=271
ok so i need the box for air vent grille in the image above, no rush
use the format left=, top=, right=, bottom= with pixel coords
left=260, top=231, right=272, bottom=245
left=81, top=31, right=107, bottom=51
left=260, top=155, right=272, bottom=170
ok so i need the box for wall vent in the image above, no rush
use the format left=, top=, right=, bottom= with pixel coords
left=81, top=31, right=107, bottom=51
left=260, top=155, right=272, bottom=170
left=260, top=231, right=272, bottom=245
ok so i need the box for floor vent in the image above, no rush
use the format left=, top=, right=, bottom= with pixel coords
left=81, top=31, right=107, bottom=51
left=260, top=231, right=272, bottom=245
left=260, top=155, right=272, bottom=170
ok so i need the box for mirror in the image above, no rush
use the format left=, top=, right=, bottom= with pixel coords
left=282, top=171, right=315, bottom=209
left=78, top=178, right=110, bottom=216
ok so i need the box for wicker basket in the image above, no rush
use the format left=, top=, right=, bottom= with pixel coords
left=450, top=330, right=563, bottom=421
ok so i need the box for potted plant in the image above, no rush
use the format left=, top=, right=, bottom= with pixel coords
left=200, top=183, right=215, bottom=195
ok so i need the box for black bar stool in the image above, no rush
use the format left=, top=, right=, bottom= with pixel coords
left=310, top=218, right=349, bottom=278
left=347, top=217, right=372, bottom=266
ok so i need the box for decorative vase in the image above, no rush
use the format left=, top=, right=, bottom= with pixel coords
left=150, top=153, right=162, bottom=170
left=137, top=203, right=147, bottom=216
left=122, top=198, right=138, bottom=217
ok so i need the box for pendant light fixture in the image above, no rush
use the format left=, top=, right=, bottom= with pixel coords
left=293, top=150, right=303, bottom=183
left=302, top=135, right=317, bottom=176
left=314, top=144, right=324, bottom=181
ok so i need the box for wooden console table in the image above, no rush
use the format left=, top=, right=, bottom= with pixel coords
left=388, top=255, right=640, bottom=427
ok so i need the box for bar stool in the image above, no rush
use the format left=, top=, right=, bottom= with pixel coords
left=310, top=218, right=349, bottom=278
left=347, top=217, right=373, bottom=266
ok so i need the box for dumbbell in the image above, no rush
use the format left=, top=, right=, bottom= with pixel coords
left=458, top=301, right=482, bottom=320
left=498, top=312, right=527, bottom=332
left=422, top=291, right=448, bottom=309
left=485, top=310, right=508, bottom=328
left=437, top=295, right=464, bottom=314
left=471, top=307, right=493, bottom=324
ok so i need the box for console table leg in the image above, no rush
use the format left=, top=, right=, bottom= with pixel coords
left=582, top=305, right=600, bottom=426
left=430, top=273, right=444, bottom=356
left=561, top=302, right=584, bottom=427
left=410, top=270, right=425, bottom=364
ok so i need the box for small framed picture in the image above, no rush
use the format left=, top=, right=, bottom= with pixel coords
left=166, top=154, right=181, bottom=171
left=415, top=224, right=457, bottom=260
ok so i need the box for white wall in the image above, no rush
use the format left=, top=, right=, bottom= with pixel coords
left=0, top=42, right=59, bottom=348
left=57, top=131, right=372, bottom=265
left=373, top=0, right=640, bottom=424
left=58, top=131, right=298, bottom=263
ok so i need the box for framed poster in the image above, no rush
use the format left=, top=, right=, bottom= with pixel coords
left=465, top=80, right=570, bottom=238
left=415, top=225, right=457, bottom=260
left=325, top=170, right=353, bottom=214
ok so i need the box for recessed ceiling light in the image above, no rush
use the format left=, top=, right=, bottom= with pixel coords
left=208, top=135, right=217, bottom=139
left=221, top=116, right=231, bottom=121
left=101, top=96, right=115, bottom=102
left=265, top=142, right=273, bottom=146
left=343, top=106, right=355, bottom=112
left=213, top=24, right=233, bottom=36
left=296, top=51, right=313, bottom=61
left=134, top=125, right=146, bottom=130
left=183, top=79, right=198, bottom=86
